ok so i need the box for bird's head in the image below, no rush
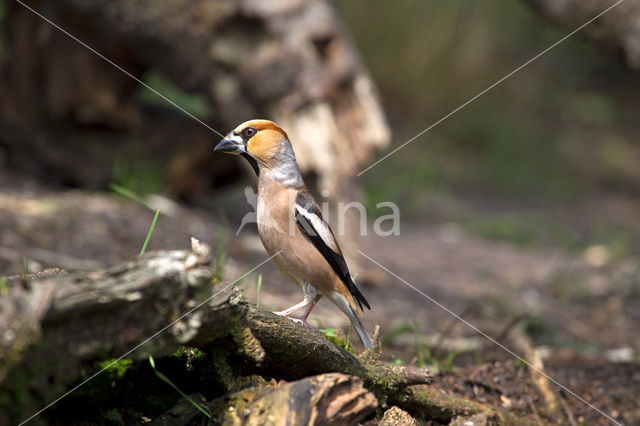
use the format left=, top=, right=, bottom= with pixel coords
left=214, top=119, right=292, bottom=171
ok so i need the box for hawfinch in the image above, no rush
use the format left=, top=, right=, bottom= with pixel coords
left=214, top=119, right=373, bottom=349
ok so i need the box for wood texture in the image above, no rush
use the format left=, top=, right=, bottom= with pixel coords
left=221, top=373, right=377, bottom=426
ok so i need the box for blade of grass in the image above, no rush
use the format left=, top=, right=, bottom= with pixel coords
left=148, top=356, right=212, bottom=419
left=0, top=277, right=8, bottom=296
left=109, top=183, right=153, bottom=210
left=256, top=274, right=263, bottom=308
left=214, top=228, right=226, bottom=282
left=140, top=209, right=160, bottom=256
left=109, top=184, right=162, bottom=256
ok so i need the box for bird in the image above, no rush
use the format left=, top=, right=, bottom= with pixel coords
left=214, top=119, right=374, bottom=349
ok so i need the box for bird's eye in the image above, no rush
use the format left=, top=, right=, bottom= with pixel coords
left=243, top=127, right=257, bottom=138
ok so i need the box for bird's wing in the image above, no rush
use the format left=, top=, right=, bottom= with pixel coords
left=294, top=190, right=370, bottom=311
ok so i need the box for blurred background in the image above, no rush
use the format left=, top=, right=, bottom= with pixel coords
left=1, top=0, right=639, bottom=424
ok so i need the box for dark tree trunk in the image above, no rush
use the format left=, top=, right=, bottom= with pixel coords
left=0, top=0, right=389, bottom=197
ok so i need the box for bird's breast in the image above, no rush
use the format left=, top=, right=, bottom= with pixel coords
left=255, top=182, right=336, bottom=294
left=256, top=180, right=296, bottom=254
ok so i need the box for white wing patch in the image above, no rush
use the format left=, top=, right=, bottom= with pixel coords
left=295, top=204, right=340, bottom=253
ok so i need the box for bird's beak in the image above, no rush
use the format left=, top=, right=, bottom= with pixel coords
left=214, top=134, right=245, bottom=155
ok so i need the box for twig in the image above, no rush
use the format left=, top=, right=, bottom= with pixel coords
left=558, top=391, right=578, bottom=426
left=510, top=325, right=567, bottom=423
left=526, top=395, right=542, bottom=424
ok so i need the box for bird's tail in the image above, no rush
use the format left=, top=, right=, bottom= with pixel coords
left=347, top=306, right=375, bottom=349
left=329, top=291, right=375, bottom=349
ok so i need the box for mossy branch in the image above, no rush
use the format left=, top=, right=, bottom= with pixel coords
left=1, top=244, right=539, bottom=424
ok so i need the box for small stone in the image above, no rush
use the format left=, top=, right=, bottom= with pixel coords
left=605, top=347, right=634, bottom=362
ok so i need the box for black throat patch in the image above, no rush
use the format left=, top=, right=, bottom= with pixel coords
left=241, top=153, right=260, bottom=176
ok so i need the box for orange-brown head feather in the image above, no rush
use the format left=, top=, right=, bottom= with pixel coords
left=233, top=120, right=289, bottom=167
left=233, top=119, right=289, bottom=140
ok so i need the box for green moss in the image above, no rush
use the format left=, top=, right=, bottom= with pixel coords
left=171, top=346, right=206, bottom=371
left=320, top=328, right=353, bottom=353
left=99, top=358, right=134, bottom=379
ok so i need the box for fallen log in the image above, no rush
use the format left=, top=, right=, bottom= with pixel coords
left=0, top=242, right=540, bottom=424
left=220, top=373, right=378, bottom=426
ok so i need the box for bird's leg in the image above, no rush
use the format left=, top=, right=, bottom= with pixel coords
left=294, top=295, right=321, bottom=330
left=274, top=283, right=320, bottom=329
left=274, top=299, right=311, bottom=317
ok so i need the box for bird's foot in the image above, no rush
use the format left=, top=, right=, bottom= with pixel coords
left=286, top=317, right=318, bottom=330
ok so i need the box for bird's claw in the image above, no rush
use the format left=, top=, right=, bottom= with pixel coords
left=286, top=317, right=318, bottom=330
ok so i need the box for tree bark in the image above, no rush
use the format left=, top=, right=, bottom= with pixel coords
left=219, top=373, right=378, bottom=426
